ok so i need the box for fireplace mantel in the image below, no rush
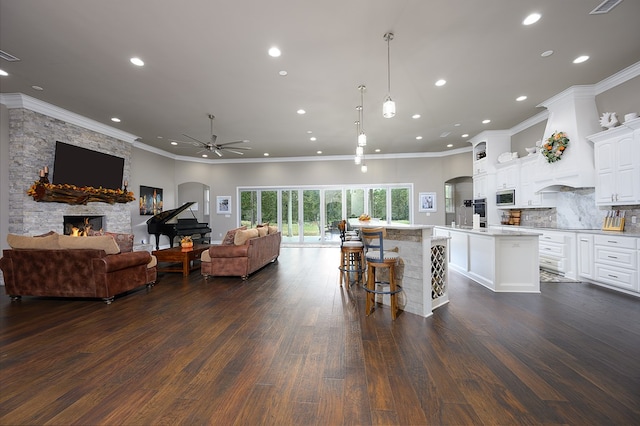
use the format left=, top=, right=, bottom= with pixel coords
left=28, top=182, right=135, bottom=205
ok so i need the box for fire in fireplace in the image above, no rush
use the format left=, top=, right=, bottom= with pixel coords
left=63, top=215, right=104, bottom=236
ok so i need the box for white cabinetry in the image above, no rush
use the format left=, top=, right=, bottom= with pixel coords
left=474, top=174, right=487, bottom=199
left=577, top=234, right=594, bottom=280
left=588, top=119, right=640, bottom=206
left=519, top=157, right=556, bottom=208
left=495, top=162, right=518, bottom=190
left=594, top=235, right=639, bottom=292
left=538, top=230, right=576, bottom=280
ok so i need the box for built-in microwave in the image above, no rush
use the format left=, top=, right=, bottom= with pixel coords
left=496, top=189, right=515, bottom=206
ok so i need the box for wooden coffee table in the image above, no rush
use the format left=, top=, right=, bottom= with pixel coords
left=153, top=244, right=209, bottom=277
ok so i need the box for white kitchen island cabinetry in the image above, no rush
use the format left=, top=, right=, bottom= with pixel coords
left=434, top=226, right=540, bottom=293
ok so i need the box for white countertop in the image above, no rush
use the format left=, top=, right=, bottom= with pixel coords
left=435, top=225, right=542, bottom=237
left=492, top=225, right=640, bottom=238
left=349, top=220, right=434, bottom=230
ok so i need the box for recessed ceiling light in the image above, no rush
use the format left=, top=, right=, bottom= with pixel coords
left=482, top=119, right=491, bottom=124
left=462, top=133, right=469, bottom=138
left=130, top=57, right=144, bottom=66
left=454, top=123, right=461, bottom=127
left=412, top=114, right=421, bottom=119
left=111, top=117, right=121, bottom=123
left=171, top=141, right=178, bottom=146
left=268, top=47, right=281, bottom=57
left=0, top=69, right=8, bottom=76
left=523, top=13, right=541, bottom=25
left=202, top=154, right=208, bottom=158
left=297, top=109, right=306, bottom=115
left=573, top=55, right=589, bottom=64
left=31, top=85, right=43, bottom=91
left=375, top=149, right=381, bottom=152
left=317, top=151, right=322, bottom=154
left=264, top=153, right=270, bottom=156
left=279, top=70, right=288, bottom=76
left=447, top=144, right=453, bottom=148
left=516, top=95, right=527, bottom=102
left=416, top=136, right=423, bottom=140
left=307, top=130, right=313, bottom=134
left=310, top=137, right=317, bottom=141
left=157, top=136, right=163, bottom=139
left=541, top=50, right=554, bottom=57
left=435, top=79, right=446, bottom=87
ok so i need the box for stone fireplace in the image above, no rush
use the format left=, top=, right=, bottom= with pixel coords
left=4, top=103, right=134, bottom=236
left=63, top=215, right=104, bottom=236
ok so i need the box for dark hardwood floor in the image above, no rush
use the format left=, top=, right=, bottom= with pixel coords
left=1, top=247, right=639, bottom=425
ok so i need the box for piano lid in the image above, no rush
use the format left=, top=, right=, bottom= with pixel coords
left=146, top=202, right=195, bottom=225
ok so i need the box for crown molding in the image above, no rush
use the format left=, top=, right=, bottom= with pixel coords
left=0, top=93, right=140, bottom=143
left=595, top=60, right=640, bottom=94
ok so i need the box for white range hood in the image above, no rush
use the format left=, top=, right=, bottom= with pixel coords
left=532, top=85, right=601, bottom=193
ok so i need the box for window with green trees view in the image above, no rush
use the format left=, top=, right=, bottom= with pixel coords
left=239, top=185, right=412, bottom=244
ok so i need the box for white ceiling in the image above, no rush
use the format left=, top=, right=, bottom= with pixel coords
left=1, top=0, right=639, bottom=160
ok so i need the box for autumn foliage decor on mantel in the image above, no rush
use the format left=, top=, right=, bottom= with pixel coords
left=28, top=181, right=135, bottom=205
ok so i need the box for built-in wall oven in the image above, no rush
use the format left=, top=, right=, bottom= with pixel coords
left=472, top=198, right=487, bottom=228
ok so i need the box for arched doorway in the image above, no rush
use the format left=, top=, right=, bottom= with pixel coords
left=444, top=176, right=473, bottom=226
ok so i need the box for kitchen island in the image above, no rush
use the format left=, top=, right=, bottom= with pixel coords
left=433, top=226, right=541, bottom=293
left=349, top=221, right=447, bottom=317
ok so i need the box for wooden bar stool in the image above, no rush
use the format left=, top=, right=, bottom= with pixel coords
left=338, top=220, right=365, bottom=287
left=361, top=227, right=401, bottom=319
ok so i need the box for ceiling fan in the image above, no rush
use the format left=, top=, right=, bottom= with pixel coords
left=178, top=114, right=251, bottom=157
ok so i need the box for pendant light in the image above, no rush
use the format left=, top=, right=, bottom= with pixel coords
left=383, top=32, right=396, bottom=118
left=357, top=85, right=367, bottom=146
left=354, top=119, right=362, bottom=164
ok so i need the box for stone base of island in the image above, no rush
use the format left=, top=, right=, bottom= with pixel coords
left=349, top=221, right=449, bottom=318
left=434, top=226, right=540, bottom=293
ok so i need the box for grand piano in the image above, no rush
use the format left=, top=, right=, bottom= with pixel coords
left=146, top=202, right=212, bottom=250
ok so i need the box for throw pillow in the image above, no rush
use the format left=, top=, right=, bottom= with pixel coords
left=58, top=234, right=121, bottom=255
left=234, top=228, right=259, bottom=245
left=222, top=226, right=246, bottom=245
left=105, top=232, right=134, bottom=253
left=7, top=233, right=60, bottom=250
left=257, top=226, right=268, bottom=237
left=267, top=225, right=278, bottom=235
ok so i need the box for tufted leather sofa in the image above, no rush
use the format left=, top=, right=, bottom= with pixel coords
left=0, top=233, right=157, bottom=304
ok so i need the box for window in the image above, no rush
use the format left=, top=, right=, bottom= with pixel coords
left=445, top=183, right=455, bottom=214
left=239, top=184, right=412, bottom=244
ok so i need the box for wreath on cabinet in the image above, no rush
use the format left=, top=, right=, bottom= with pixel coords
left=541, top=131, right=569, bottom=163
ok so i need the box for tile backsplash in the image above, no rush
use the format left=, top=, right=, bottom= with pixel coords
left=511, top=188, right=640, bottom=233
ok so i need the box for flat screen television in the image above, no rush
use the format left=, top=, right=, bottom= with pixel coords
left=52, top=141, right=125, bottom=189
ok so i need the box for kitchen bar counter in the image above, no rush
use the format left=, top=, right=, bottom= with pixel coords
left=495, top=224, right=640, bottom=237
left=349, top=221, right=447, bottom=317
left=434, top=225, right=540, bottom=293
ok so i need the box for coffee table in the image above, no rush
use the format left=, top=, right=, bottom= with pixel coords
left=153, top=244, right=209, bottom=277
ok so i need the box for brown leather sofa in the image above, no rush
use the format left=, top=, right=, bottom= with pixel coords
left=201, top=230, right=281, bottom=280
left=0, top=233, right=157, bottom=304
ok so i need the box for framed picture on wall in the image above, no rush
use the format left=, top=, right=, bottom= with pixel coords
left=418, top=192, right=436, bottom=212
left=216, top=195, right=231, bottom=214
left=139, top=186, right=163, bottom=215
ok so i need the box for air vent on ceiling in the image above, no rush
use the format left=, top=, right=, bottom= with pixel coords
left=0, top=49, right=21, bottom=62
left=590, top=0, right=623, bottom=14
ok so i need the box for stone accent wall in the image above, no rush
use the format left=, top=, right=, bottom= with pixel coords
left=7, top=108, right=132, bottom=236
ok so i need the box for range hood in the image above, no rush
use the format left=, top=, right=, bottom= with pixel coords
left=533, top=85, right=601, bottom=193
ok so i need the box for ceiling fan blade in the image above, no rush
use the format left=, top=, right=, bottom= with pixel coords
left=222, top=146, right=251, bottom=151
left=181, top=133, right=208, bottom=147
left=225, top=149, right=245, bottom=155
left=217, top=139, right=249, bottom=147
left=214, top=149, right=223, bottom=157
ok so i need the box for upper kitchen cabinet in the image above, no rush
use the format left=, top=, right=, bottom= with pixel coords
left=588, top=118, right=640, bottom=206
